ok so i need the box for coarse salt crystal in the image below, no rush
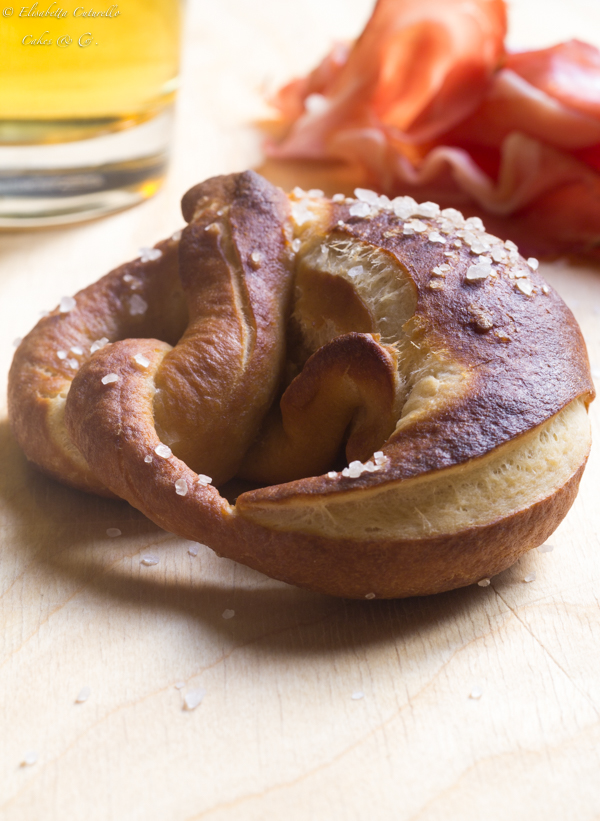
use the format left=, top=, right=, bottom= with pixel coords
left=403, top=224, right=415, bottom=236
left=222, top=609, right=235, bottom=620
left=469, top=686, right=483, bottom=700
left=291, top=238, right=301, bottom=253
left=349, top=201, right=371, bottom=218
left=465, top=216, right=485, bottom=231
left=470, top=240, right=491, bottom=255
left=458, top=230, right=477, bottom=246
left=307, top=188, right=324, bottom=198
left=57, top=350, right=67, bottom=360
left=155, top=443, right=172, bottom=458
left=175, top=478, right=188, bottom=496
left=70, top=346, right=83, bottom=356
left=134, top=353, right=150, bottom=368
left=101, top=373, right=119, bottom=385
left=250, top=251, right=262, bottom=268
left=453, top=240, right=462, bottom=248
left=415, top=201, right=440, bottom=218
left=524, top=572, right=536, bottom=583
left=542, top=285, right=550, bottom=295
left=197, top=474, right=212, bottom=486
left=106, top=528, right=121, bottom=538
left=527, top=257, right=539, bottom=271
left=129, top=294, right=148, bottom=316
left=351, top=691, right=365, bottom=700
left=141, top=554, right=159, bottom=566
left=22, top=751, right=38, bottom=766
left=466, top=262, right=492, bottom=281
left=373, top=451, right=387, bottom=466
left=355, top=188, right=379, bottom=204
left=538, top=543, right=554, bottom=553
left=140, top=246, right=162, bottom=263
left=477, top=578, right=491, bottom=587
left=292, top=186, right=306, bottom=198
left=516, top=279, right=534, bottom=296
left=327, top=471, right=337, bottom=479
left=428, top=231, right=446, bottom=244
left=188, top=544, right=199, bottom=557
left=90, top=337, right=109, bottom=353
left=123, top=273, right=134, bottom=283
left=67, top=358, right=79, bottom=370
left=144, top=455, right=152, bottom=463
left=432, top=264, right=450, bottom=276
left=491, top=247, right=507, bottom=263
left=184, top=688, right=205, bottom=710
left=332, top=193, right=345, bottom=202
left=428, top=280, right=444, bottom=290
left=343, top=460, right=364, bottom=479
left=365, top=593, right=376, bottom=600
left=59, top=296, right=76, bottom=313
left=505, top=239, right=518, bottom=252
left=392, top=195, right=418, bottom=219
left=75, top=686, right=91, bottom=703
left=441, top=207, right=465, bottom=225
left=407, top=219, right=427, bottom=233
left=348, top=265, right=364, bottom=278
left=171, top=230, right=182, bottom=242
left=291, top=200, right=314, bottom=226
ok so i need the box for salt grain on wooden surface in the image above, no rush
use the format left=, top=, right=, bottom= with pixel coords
left=140, top=555, right=159, bottom=567
left=222, top=609, right=235, bottom=620
left=184, top=689, right=206, bottom=711
left=75, top=686, right=91, bottom=703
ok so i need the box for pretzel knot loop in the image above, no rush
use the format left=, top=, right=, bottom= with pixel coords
left=8, top=171, right=594, bottom=598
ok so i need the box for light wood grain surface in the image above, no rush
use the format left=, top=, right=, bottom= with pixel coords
left=2, top=1, right=600, bottom=819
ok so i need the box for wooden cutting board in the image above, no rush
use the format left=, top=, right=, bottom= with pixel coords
left=2, top=1, right=600, bottom=819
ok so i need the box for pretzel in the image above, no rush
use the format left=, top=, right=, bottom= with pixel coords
left=8, top=171, right=595, bottom=598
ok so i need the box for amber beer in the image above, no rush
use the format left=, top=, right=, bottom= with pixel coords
left=0, top=1, right=182, bottom=224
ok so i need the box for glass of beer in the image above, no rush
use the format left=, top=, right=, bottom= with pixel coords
left=0, top=1, right=182, bottom=226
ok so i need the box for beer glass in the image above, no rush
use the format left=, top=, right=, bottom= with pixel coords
left=0, top=1, right=181, bottom=226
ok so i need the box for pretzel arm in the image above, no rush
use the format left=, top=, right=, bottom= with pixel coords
left=239, top=333, right=400, bottom=484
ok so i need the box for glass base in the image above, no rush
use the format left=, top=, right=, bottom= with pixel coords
left=0, top=109, right=173, bottom=227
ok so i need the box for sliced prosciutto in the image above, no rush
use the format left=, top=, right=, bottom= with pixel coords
left=267, top=0, right=600, bottom=257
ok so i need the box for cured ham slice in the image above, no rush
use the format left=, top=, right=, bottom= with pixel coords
left=267, top=0, right=600, bottom=256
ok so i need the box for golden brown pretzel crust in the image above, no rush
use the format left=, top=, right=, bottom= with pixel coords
left=8, top=171, right=596, bottom=598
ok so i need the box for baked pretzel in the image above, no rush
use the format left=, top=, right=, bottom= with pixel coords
left=8, top=171, right=595, bottom=598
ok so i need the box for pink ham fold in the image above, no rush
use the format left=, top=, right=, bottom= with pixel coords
left=267, top=0, right=600, bottom=256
